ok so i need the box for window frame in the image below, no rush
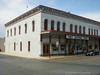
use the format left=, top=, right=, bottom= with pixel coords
left=20, top=42, right=22, bottom=51
left=14, top=28, right=16, bottom=36
left=88, top=28, right=90, bottom=35
left=51, top=20, right=54, bottom=30
left=10, top=29, right=12, bottom=36
left=79, top=26, right=81, bottom=34
left=83, top=27, right=85, bottom=34
left=7, top=30, right=9, bottom=37
left=91, top=29, right=93, bottom=35
left=14, top=42, right=16, bottom=51
left=44, top=19, right=48, bottom=30
left=57, top=21, right=60, bottom=31
left=25, top=24, right=27, bottom=33
left=19, top=26, right=21, bottom=35
left=70, top=24, right=73, bottom=32
left=75, top=25, right=77, bottom=33
left=32, top=21, right=35, bottom=31
left=28, top=41, right=30, bottom=52
left=63, top=22, right=66, bottom=32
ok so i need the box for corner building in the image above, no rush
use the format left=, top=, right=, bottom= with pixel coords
left=5, top=5, right=100, bottom=57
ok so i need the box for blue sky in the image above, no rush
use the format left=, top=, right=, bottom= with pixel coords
left=0, top=0, right=100, bottom=38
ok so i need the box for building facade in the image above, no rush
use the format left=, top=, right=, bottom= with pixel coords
left=0, top=38, right=5, bottom=52
left=5, top=5, right=100, bottom=57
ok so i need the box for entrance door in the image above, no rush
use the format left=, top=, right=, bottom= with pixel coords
left=43, top=44, right=50, bottom=56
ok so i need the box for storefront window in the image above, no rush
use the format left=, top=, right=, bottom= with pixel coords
left=60, top=44, right=65, bottom=51
left=52, top=44, right=58, bottom=51
left=89, top=45, right=92, bottom=49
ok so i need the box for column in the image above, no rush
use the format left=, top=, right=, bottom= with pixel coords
left=58, top=35, right=61, bottom=55
left=40, top=34, right=43, bottom=56
left=99, top=39, right=100, bottom=50
left=40, top=34, right=43, bottom=42
left=49, top=34, right=51, bottom=57
left=68, top=39, right=71, bottom=54
left=65, top=35, right=67, bottom=56
left=86, top=40, right=88, bottom=52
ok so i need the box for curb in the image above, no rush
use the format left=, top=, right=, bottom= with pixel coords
left=0, top=52, right=85, bottom=60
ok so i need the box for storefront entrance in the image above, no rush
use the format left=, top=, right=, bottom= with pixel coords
left=43, top=44, right=50, bottom=56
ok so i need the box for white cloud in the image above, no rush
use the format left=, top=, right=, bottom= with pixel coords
left=79, top=12, right=100, bottom=22
left=0, top=0, right=100, bottom=38
left=0, top=0, right=30, bottom=38
left=0, top=0, right=55, bottom=38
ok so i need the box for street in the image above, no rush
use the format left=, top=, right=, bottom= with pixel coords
left=0, top=54, right=100, bottom=75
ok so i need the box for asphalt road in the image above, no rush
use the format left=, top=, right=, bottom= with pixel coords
left=0, top=54, right=100, bottom=75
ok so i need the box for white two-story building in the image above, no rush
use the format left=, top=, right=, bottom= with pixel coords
left=5, top=5, right=100, bottom=57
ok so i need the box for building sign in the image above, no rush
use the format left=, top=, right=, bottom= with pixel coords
left=66, top=35, right=89, bottom=40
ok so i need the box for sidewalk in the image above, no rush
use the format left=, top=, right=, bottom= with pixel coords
left=0, top=52, right=85, bottom=60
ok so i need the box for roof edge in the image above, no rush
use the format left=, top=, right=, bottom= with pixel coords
left=5, top=5, right=100, bottom=26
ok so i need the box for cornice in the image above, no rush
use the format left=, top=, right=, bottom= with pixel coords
left=5, top=5, right=100, bottom=27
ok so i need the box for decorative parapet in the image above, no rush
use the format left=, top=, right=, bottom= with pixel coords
left=5, top=5, right=100, bottom=27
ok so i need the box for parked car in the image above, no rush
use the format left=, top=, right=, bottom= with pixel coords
left=85, top=50, right=100, bottom=56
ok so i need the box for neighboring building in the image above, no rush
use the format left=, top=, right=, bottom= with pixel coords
left=0, top=38, right=5, bottom=52
left=5, top=5, right=100, bottom=57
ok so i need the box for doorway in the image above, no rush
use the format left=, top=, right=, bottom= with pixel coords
left=43, top=44, right=50, bottom=56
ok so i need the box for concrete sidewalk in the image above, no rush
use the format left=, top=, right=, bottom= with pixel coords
left=0, top=52, right=85, bottom=60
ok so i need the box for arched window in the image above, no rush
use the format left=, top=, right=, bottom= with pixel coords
left=14, top=28, right=16, bottom=36
left=10, top=29, right=12, bottom=36
left=20, top=42, right=22, bottom=51
left=94, top=29, right=95, bottom=35
left=79, top=26, right=81, bottom=34
left=51, top=20, right=54, bottom=30
left=44, top=19, right=48, bottom=30
left=70, top=24, right=73, bottom=32
left=57, top=21, right=60, bottom=31
left=25, top=24, right=27, bottom=33
left=19, top=26, right=21, bottom=35
left=28, top=41, right=30, bottom=52
left=7, top=30, right=9, bottom=37
left=32, top=21, right=35, bottom=31
left=83, top=27, right=85, bottom=34
left=88, top=28, right=90, bottom=35
left=63, top=22, right=66, bottom=31
left=14, top=42, right=16, bottom=51
left=75, top=25, right=77, bottom=33
left=91, top=29, right=93, bottom=35
left=97, top=30, right=98, bottom=36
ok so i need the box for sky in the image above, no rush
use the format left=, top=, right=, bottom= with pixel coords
left=0, top=0, right=100, bottom=38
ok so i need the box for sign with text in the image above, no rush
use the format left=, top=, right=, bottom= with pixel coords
left=66, top=35, right=89, bottom=40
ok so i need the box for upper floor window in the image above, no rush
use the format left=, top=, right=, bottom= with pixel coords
left=14, top=42, right=16, bottom=51
left=19, top=26, right=21, bottom=35
left=20, top=42, right=22, bottom=51
left=44, top=19, right=48, bottom=30
left=51, top=20, right=54, bottom=30
left=7, top=30, right=9, bottom=37
left=63, top=22, right=66, bottom=31
left=32, top=21, right=35, bottom=31
left=97, top=30, right=98, bottom=36
left=70, top=24, right=73, bottom=32
left=94, top=29, right=95, bottom=35
left=91, top=29, right=93, bottom=35
left=28, top=41, right=30, bottom=52
left=25, top=24, right=27, bottom=33
left=75, top=25, right=77, bottom=33
left=57, top=21, right=60, bottom=31
left=79, top=26, right=81, bottom=34
left=14, top=28, right=16, bottom=36
left=10, top=29, right=12, bottom=36
left=83, top=27, right=85, bottom=34
left=88, top=28, right=90, bottom=35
